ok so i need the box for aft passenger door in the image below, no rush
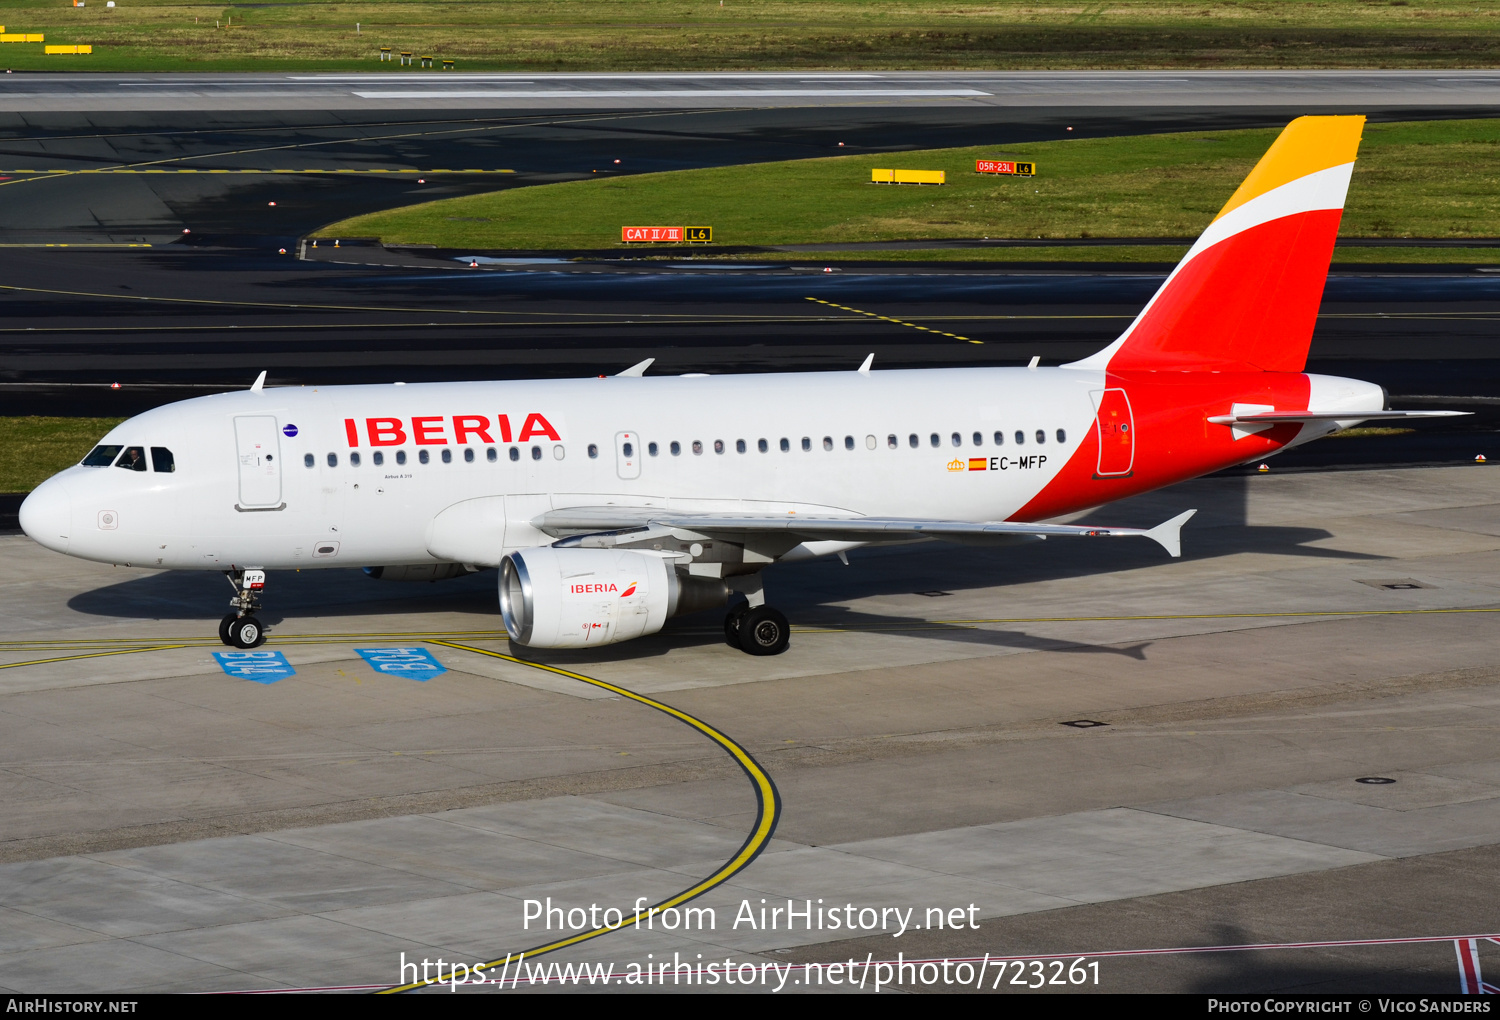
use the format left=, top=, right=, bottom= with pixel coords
left=1091, top=389, right=1135, bottom=478
left=615, top=431, right=641, bottom=480
left=234, top=415, right=283, bottom=508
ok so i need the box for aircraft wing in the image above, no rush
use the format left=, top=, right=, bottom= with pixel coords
left=536, top=508, right=1198, bottom=558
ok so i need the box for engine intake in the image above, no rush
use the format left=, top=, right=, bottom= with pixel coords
left=500, top=547, right=726, bottom=648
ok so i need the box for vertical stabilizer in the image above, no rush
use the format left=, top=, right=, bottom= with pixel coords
left=1069, top=116, right=1365, bottom=374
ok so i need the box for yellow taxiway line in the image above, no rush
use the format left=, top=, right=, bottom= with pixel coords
left=0, top=644, right=187, bottom=670
left=376, top=640, right=781, bottom=995
left=806, top=295, right=981, bottom=343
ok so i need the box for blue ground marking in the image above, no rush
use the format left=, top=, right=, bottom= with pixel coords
left=212, top=650, right=295, bottom=684
left=354, top=646, right=448, bottom=681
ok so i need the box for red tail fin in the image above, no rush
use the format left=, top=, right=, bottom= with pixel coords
left=1071, top=116, right=1365, bottom=374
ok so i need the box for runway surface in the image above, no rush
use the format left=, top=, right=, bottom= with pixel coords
left=2, top=70, right=1500, bottom=112
left=2, top=464, right=1499, bottom=992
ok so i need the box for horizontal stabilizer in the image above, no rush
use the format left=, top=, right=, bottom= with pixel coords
left=1143, top=509, right=1197, bottom=559
left=1207, top=409, right=1469, bottom=425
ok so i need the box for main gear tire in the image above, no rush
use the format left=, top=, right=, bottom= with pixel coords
left=737, top=606, right=790, bottom=656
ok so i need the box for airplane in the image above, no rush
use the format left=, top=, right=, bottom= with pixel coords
left=19, top=114, right=1464, bottom=655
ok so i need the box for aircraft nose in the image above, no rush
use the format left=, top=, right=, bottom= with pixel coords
left=19, top=478, right=71, bottom=554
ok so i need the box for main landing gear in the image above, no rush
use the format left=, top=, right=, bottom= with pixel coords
left=220, top=568, right=268, bottom=649
left=722, top=576, right=790, bottom=656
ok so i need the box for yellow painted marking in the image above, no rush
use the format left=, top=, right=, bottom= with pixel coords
left=376, top=640, right=780, bottom=994
left=806, top=295, right=980, bottom=343
left=0, top=644, right=186, bottom=670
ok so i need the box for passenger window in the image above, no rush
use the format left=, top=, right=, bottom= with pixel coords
left=418, top=450, right=429, bottom=464
left=115, top=446, right=147, bottom=471
left=396, top=450, right=408, bottom=465
left=648, top=442, right=659, bottom=457
left=373, top=451, right=385, bottom=466
left=779, top=438, right=790, bottom=452
left=930, top=433, right=940, bottom=448
left=588, top=444, right=599, bottom=459
left=823, top=436, right=833, bottom=451
left=671, top=441, right=682, bottom=456
left=553, top=445, right=565, bottom=460
left=713, top=440, right=725, bottom=454
left=888, top=435, right=897, bottom=449
left=1014, top=431, right=1025, bottom=446
left=509, top=446, right=520, bottom=461
left=351, top=451, right=362, bottom=467
left=973, top=432, right=983, bottom=446
left=622, top=441, right=634, bottom=458
left=994, top=431, right=1004, bottom=446
left=758, top=438, right=768, bottom=453
left=486, top=447, right=496, bottom=462
left=151, top=447, right=176, bottom=472
left=82, top=444, right=122, bottom=467
left=441, top=449, right=452, bottom=463
left=1036, top=430, right=1046, bottom=445
left=801, top=437, right=811, bottom=452
left=845, top=436, right=855, bottom=451
left=950, top=433, right=961, bottom=448
left=304, top=453, right=315, bottom=468
left=1056, top=429, right=1067, bottom=443
left=692, top=441, right=703, bottom=455
left=736, top=439, right=746, bottom=454
left=908, top=434, right=918, bottom=448
left=464, top=448, right=475, bottom=463
left=326, top=452, right=338, bottom=468
left=531, top=445, right=542, bottom=461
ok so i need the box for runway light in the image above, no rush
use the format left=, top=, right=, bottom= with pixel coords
left=613, top=159, right=620, bottom=164
left=278, top=248, right=286, bottom=254
left=823, top=267, right=832, bottom=273
left=268, top=201, right=276, bottom=207
left=1477, top=454, right=1488, bottom=463
left=110, top=382, right=120, bottom=389
left=417, top=178, right=425, bottom=183
left=838, top=142, right=844, bottom=146
left=469, top=259, right=478, bottom=267
left=1258, top=463, right=1270, bottom=473
left=182, top=228, right=190, bottom=234
left=1066, top=126, right=1074, bottom=132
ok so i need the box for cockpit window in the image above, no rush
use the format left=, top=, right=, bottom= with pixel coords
left=150, top=447, right=175, bottom=473
left=82, top=444, right=122, bottom=467
left=115, top=446, right=147, bottom=472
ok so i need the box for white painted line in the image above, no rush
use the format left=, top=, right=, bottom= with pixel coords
left=351, top=89, right=992, bottom=99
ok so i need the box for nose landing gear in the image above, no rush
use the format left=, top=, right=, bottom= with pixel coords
left=221, top=568, right=268, bottom=648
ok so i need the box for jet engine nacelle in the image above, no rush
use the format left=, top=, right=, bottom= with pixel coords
left=499, top=546, right=726, bottom=648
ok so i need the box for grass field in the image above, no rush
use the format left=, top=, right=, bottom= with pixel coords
left=324, top=118, right=1500, bottom=256
left=0, top=0, right=1495, bottom=71
left=0, top=417, right=123, bottom=493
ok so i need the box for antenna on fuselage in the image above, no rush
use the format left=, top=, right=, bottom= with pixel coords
left=250, top=370, right=267, bottom=392
left=857, top=353, right=874, bottom=375
left=617, top=358, right=654, bottom=378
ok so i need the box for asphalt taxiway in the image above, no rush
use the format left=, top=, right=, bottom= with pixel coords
left=2, top=463, right=1500, bottom=992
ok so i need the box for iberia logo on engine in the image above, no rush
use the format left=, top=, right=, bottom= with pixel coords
left=569, top=581, right=639, bottom=597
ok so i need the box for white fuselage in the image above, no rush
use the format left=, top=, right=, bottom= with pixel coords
left=22, top=368, right=1104, bottom=571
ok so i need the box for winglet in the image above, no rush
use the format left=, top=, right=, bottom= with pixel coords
left=1144, top=509, right=1196, bottom=558
left=250, top=370, right=267, bottom=392
left=857, top=353, right=874, bottom=375
left=617, top=358, right=654, bottom=378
